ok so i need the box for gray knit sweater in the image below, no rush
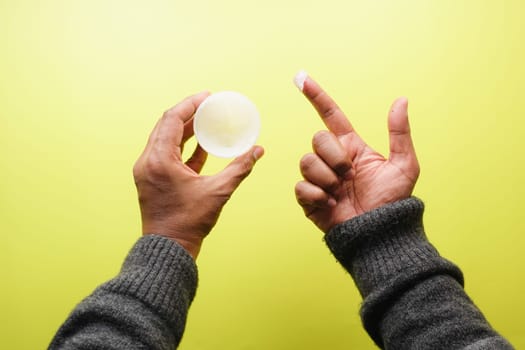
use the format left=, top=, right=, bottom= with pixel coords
left=49, top=198, right=513, bottom=349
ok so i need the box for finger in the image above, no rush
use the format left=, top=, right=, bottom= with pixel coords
left=295, top=181, right=336, bottom=208
left=312, top=130, right=352, bottom=178
left=300, top=153, right=340, bottom=193
left=138, top=118, right=162, bottom=159
left=156, top=91, right=210, bottom=159
left=185, top=144, right=208, bottom=174
left=388, top=97, right=418, bottom=167
left=294, top=71, right=354, bottom=136
left=181, top=119, right=196, bottom=154
left=182, top=120, right=194, bottom=141
left=213, top=146, right=264, bottom=193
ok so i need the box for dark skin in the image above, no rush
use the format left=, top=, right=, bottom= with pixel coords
left=295, top=75, right=420, bottom=233
left=133, top=91, right=264, bottom=259
left=131, top=75, right=418, bottom=259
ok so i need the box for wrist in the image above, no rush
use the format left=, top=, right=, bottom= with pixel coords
left=171, top=237, right=202, bottom=260
left=142, top=221, right=205, bottom=260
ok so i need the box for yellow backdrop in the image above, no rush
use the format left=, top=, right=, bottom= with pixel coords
left=1, top=0, right=523, bottom=348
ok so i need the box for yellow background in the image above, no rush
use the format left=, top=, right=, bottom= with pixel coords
left=1, top=0, right=524, bottom=348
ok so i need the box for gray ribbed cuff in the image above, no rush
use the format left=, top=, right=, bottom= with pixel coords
left=99, top=235, right=198, bottom=335
left=325, top=197, right=463, bottom=298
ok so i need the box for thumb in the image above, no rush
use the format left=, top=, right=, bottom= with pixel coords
left=388, top=97, right=420, bottom=180
left=388, top=97, right=416, bottom=162
left=213, top=146, right=264, bottom=194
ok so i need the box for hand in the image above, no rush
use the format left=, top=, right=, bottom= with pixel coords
left=294, top=74, right=419, bottom=233
left=133, top=92, right=264, bottom=259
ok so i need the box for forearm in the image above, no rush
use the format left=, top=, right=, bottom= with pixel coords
left=378, top=274, right=513, bottom=349
left=325, top=197, right=513, bottom=350
left=49, top=235, right=198, bottom=350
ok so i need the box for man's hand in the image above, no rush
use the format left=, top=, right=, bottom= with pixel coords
left=295, top=75, right=419, bottom=233
left=133, top=92, right=264, bottom=259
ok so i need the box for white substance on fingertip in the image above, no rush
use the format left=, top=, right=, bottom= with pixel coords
left=293, top=70, right=308, bottom=91
left=193, top=91, right=260, bottom=158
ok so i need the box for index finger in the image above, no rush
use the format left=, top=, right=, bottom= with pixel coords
left=294, top=71, right=355, bottom=136
left=156, top=91, right=210, bottom=159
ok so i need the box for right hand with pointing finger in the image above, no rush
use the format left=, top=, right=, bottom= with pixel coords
left=294, top=73, right=420, bottom=233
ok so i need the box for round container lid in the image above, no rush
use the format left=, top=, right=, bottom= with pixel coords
left=193, top=91, right=261, bottom=158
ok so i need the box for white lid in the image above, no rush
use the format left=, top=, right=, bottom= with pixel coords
left=193, top=91, right=261, bottom=158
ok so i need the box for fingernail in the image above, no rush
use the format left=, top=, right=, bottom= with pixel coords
left=397, top=97, right=408, bottom=108
left=328, top=198, right=337, bottom=207
left=293, top=70, right=308, bottom=91
left=252, top=146, right=264, bottom=161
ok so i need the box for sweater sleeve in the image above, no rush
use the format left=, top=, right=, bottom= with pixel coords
left=324, top=197, right=513, bottom=350
left=48, top=234, right=198, bottom=350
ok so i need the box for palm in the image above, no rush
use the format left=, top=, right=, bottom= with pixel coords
left=351, top=144, right=416, bottom=210
left=307, top=143, right=416, bottom=232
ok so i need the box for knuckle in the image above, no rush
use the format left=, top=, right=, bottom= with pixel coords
left=295, top=181, right=325, bottom=206
left=144, top=154, right=169, bottom=178
left=294, top=182, right=312, bottom=202
left=406, top=155, right=420, bottom=181
left=333, top=157, right=352, bottom=175
left=326, top=176, right=340, bottom=191
left=132, top=161, right=142, bottom=180
left=322, top=105, right=337, bottom=119
left=299, top=153, right=316, bottom=173
left=310, top=194, right=327, bottom=208
left=233, top=157, right=254, bottom=180
left=162, top=109, right=172, bottom=119
left=312, top=130, right=330, bottom=148
left=294, top=181, right=305, bottom=196
left=209, top=181, right=233, bottom=202
left=240, top=156, right=254, bottom=174
left=311, top=89, right=325, bottom=103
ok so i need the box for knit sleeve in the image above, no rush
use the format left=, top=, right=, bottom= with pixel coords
left=325, top=197, right=513, bottom=350
left=48, top=234, right=198, bottom=350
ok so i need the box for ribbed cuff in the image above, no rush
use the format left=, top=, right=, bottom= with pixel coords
left=325, top=198, right=464, bottom=347
left=324, top=197, right=463, bottom=298
left=98, top=235, right=198, bottom=336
